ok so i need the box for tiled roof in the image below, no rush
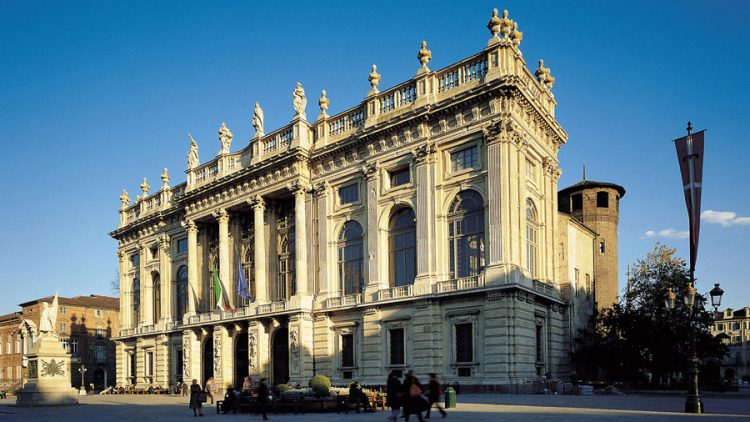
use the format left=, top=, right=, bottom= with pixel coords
left=19, top=295, right=119, bottom=310
left=0, top=312, right=21, bottom=323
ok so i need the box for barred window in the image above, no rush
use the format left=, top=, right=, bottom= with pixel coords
left=341, top=334, right=354, bottom=368
left=389, top=328, right=405, bottom=366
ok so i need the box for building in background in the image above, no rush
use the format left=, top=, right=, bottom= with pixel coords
left=712, top=307, right=750, bottom=382
left=0, top=312, right=23, bottom=392
left=17, top=295, right=119, bottom=391
left=111, top=8, right=622, bottom=390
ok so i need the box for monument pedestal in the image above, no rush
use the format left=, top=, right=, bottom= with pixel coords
left=16, top=334, right=78, bottom=406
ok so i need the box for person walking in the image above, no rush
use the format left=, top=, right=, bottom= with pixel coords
left=256, top=378, right=270, bottom=420
left=189, top=379, right=204, bottom=417
left=425, top=373, right=447, bottom=418
left=205, top=377, right=216, bottom=404
left=402, top=370, right=425, bottom=422
left=182, top=379, right=189, bottom=397
left=386, top=371, right=403, bottom=422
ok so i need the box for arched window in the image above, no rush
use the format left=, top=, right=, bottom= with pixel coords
left=277, top=204, right=295, bottom=301
left=448, top=190, right=485, bottom=278
left=175, top=266, right=188, bottom=320
left=240, top=245, right=255, bottom=306
left=152, top=273, right=161, bottom=322
left=526, top=199, right=539, bottom=278
left=132, top=277, right=140, bottom=324
left=389, top=208, right=416, bottom=287
left=338, top=221, right=364, bottom=295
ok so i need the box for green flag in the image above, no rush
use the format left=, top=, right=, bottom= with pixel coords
left=212, top=264, right=223, bottom=310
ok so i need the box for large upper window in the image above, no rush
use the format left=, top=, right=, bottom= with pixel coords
left=389, top=208, right=417, bottom=287
left=277, top=203, right=296, bottom=301
left=338, top=221, right=364, bottom=295
left=448, top=190, right=485, bottom=278
left=526, top=199, right=539, bottom=278
left=176, top=266, right=188, bottom=320
left=152, top=273, right=161, bottom=322
left=132, top=277, right=141, bottom=324
left=389, top=167, right=410, bottom=187
left=451, top=145, right=479, bottom=172
left=338, top=183, right=359, bottom=205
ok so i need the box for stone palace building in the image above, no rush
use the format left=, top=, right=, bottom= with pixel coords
left=111, top=9, right=623, bottom=391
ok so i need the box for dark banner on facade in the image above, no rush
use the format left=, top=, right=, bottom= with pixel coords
left=674, top=128, right=705, bottom=272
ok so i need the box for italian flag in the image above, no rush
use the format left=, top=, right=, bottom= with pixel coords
left=212, top=264, right=228, bottom=311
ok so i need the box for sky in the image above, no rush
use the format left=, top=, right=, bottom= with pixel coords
left=0, top=0, right=748, bottom=315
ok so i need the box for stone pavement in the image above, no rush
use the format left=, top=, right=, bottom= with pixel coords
left=1, top=392, right=749, bottom=421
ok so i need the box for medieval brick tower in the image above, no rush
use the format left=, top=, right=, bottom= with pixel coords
left=558, top=179, right=625, bottom=309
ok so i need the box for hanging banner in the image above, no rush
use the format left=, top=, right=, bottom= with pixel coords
left=674, top=127, right=705, bottom=272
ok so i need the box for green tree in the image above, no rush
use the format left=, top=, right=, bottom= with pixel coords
left=573, top=244, right=726, bottom=386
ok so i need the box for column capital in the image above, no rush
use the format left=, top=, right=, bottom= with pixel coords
left=411, top=143, right=436, bottom=165
left=117, top=250, right=126, bottom=262
left=362, top=162, right=378, bottom=180
left=288, top=181, right=309, bottom=198
left=159, top=234, right=171, bottom=252
left=214, top=209, right=229, bottom=224
left=250, top=195, right=266, bottom=211
left=312, top=181, right=329, bottom=198
left=185, top=220, right=198, bottom=234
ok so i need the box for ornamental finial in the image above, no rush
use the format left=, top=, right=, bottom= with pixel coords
left=417, top=40, right=432, bottom=72
left=318, top=90, right=330, bottom=119
left=535, top=59, right=555, bottom=89
left=487, top=8, right=502, bottom=39
left=509, top=22, right=523, bottom=47
left=161, top=168, right=170, bottom=188
left=499, top=10, right=514, bottom=39
left=368, top=64, right=381, bottom=95
left=119, top=189, right=131, bottom=209
left=140, top=177, right=150, bottom=196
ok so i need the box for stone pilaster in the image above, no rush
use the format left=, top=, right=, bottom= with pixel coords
left=363, top=164, right=380, bottom=300
left=186, top=221, right=199, bottom=315
left=118, top=251, right=131, bottom=329
left=293, top=185, right=309, bottom=295
left=484, top=122, right=504, bottom=268
left=139, top=242, right=150, bottom=325
left=247, top=321, right=262, bottom=378
left=213, top=325, right=232, bottom=390
left=115, top=341, right=127, bottom=386
left=361, top=307, right=382, bottom=383
left=217, top=209, right=232, bottom=308
left=413, top=144, right=436, bottom=292
left=288, top=314, right=313, bottom=384
left=251, top=196, right=268, bottom=303
left=155, top=335, right=170, bottom=386
left=182, top=330, right=201, bottom=384
left=159, top=235, right=172, bottom=323
left=313, top=183, right=330, bottom=299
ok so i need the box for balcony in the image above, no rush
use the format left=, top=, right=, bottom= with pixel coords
left=434, top=275, right=485, bottom=293
left=376, top=285, right=414, bottom=301
left=324, top=294, right=362, bottom=309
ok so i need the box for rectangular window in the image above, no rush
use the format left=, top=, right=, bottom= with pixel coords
left=571, top=194, right=583, bottom=212
left=15, top=336, right=21, bottom=354
left=526, top=159, right=536, bottom=183
left=389, top=167, right=410, bottom=187
left=341, top=334, right=354, bottom=368
left=16, top=366, right=21, bottom=379
left=175, top=349, right=184, bottom=381
left=585, top=274, right=592, bottom=295
left=71, top=339, right=78, bottom=355
left=146, top=351, right=154, bottom=377
left=61, top=338, right=70, bottom=353
left=535, top=323, right=544, bottom=363
left=338, top=183, right=359, bottom=205
left=95, top=309, right=102, bottom=318
left=177, top=238, right=188, bottom=254
left=60, top=323, right=67, bottom=333
left=455, top=323, right=473, bottom=363
left=451, top=145, right=479, bottom=172
left=131, top=254, right=140, bottom=269
left=389, top=328, right=405, bottom=366
left=60, top=306, right=67, bottom=315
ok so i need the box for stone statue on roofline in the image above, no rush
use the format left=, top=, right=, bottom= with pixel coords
left=292, top=82, right=307, bottom=120
left=218, top=122, right=233, bottom=155
left=253, top=102, right=264, bottom=138
left=187, top=133, right=199, bottom=168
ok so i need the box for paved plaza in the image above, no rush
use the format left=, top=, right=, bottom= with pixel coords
left=1, top=392, right=749, bottom=421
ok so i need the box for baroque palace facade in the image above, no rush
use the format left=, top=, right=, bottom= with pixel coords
left=111, top=9, right=622, bottom=391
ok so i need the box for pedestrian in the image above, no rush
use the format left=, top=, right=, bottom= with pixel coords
left=256, top=378, right=270, bottom=420
left=348, top=381, right=371, bottom=413
left=402, top=370, right=426, bottom=422
left=189, top=379, right=204, bottom=417
left=386, top=371, right=403, bottom=422
left=205, top=377, right=216, bottom=404
left=181, top=379, right=189, bottom=397
left=425, top=373, right=447, bottom=418
left=221, top=386, right=236, bottom=414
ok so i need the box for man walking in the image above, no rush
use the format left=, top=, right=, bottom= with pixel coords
left=256, top=378, right=270, bottom=420
left=425, top=373, right=447, bottom=418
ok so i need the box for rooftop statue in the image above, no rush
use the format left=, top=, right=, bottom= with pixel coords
left=292, top=82, right=307, bottom=120
left=368, top=64, right=381, bottom=94
left=417, top=41, right=432, bottom=71
left=39, top=294, right=59, bottom=335
left=218, top=122, right=233, bottom=154
left=187, top=133, right=200, bottom=169
left=318, top=90, right=330, bottom=118
left=253, top=102, right=264, bottom=138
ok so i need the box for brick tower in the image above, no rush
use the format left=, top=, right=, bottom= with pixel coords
left=558, top=179, right=625, bottom=309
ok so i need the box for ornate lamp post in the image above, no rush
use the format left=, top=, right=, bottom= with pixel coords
left=77, top=364, right=88, bottom=395
left=664, top=282, right=723, bottom=413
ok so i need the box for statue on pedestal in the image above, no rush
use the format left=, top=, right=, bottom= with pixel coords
left=292, top=82, right=307, bottom=120
left=253, top=102, right=264, bottom=138
left=39, top=294, right=58, bottom=335
left=187, top=133, right=200, bottom=168
left=218, top=122, right=233, bottom=155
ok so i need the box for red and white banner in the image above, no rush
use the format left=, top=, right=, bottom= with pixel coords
left=674, top=129, right=705, bottom=272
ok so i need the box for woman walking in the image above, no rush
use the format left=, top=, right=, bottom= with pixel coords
left=189, top=379, right=204, bottom=417
left=402, top=370, right=425, bottom=422
left=386, top=371, right=403, bottom=422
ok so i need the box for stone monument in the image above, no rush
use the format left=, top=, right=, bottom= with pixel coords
left=16, top=294, right=79, bottom=406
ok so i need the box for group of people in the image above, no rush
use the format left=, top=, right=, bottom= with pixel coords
left=387, top=371, right=447, bottom=422
left=188, top=376, right=270, bottom=419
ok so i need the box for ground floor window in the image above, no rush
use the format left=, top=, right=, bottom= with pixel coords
left=389, top=328, right=405, bottom=366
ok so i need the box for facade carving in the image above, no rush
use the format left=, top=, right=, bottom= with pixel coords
left=110, top=8, right=621, bottom=391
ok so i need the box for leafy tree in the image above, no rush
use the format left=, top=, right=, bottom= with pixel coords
left=573, top=244, right=726, bottom=386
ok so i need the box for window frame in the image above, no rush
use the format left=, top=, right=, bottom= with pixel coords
left=388, top=208, right=417, bottom=288
left=337, top=182, right=361, bottom=207
left=387, top=166, right=411, bottom=189
left=337, top=221, right=365, bottom=296
left=526, top=199, right=539, bottom=278
left=450, top=144, right=480, bottom=174
left=447, top=190, right=486, bottom=279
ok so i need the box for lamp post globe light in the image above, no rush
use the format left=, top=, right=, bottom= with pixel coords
left=77, top=365, right=87, bottom=395
left=664, top=282, right=723, bottom=413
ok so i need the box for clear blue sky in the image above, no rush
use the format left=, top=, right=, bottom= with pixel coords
left=1, top=1, right=748, bottom=315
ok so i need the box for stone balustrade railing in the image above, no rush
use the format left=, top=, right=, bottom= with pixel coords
left=434, top=275, right=485, bottom=293
left=325, top=293, right=362, bottom=309
left=377, top=285, right=414, bottom=301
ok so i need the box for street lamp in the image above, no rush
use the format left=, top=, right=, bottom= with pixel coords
left=664, top=282, right=724, bottom=414
left=77, top=365, right=88, bottom=396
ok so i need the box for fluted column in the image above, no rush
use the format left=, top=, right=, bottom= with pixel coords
left=217, top=209, right=232, bottom=308
left=139, top=242, right=150, bottom=325
left=158, top=234, right=172, bottom=323
left=363, top=164, right=380, bottom=296
left=293, top=185, right=309, bottom=295
left=485, top=122, right=504, bottom=266
left=413, top=144, right=436, bottom=282
left=251, top=196, right=268, bottom=303
left=186, top=221, right=199, bottom=315
left=314, top=183, right=330, bottom=297
left=118, top=251, right=131, bottom=329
